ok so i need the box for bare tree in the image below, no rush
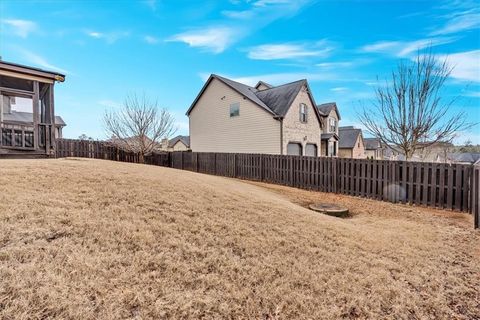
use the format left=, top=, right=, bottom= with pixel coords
left=103, top=93, right=176, bottom=162
left=359, top=49, right=475, bottom=160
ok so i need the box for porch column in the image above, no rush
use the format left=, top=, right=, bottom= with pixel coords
left=49, top=84, right=55, bottom=153
left=33, top=81, right=39, bottom=150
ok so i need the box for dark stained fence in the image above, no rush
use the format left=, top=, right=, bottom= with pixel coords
left=56, top=139, right=479, bottom=226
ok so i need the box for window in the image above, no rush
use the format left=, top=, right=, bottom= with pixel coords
left=230, top=103, right=240, bottom=117
left=329, top=117, right=337, bottom=133
left=24, top=131, right=34, bottom=148
left=299, top=103, right=307, bottom=123
left=2, top=129, right=12, bottom=146
left=14, top=130, right=22, bottom=147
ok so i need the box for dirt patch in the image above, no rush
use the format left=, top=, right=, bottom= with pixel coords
left=0, top=159, right=479, bottom=319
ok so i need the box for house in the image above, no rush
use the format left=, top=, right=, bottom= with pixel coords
left=161, top=135, right=190, bottom=151
left=317, top=102, right=340, bottom=157
left=364, top=138, right=383, bottom=159
left=338, top=126, right=366, bottom=158
left=0, top=60, right=66, bottom=157
left=186, top=74, right=339, bottom=157
left=436, top=152, right=480, bottom=164
left=381, top=141, right=453, bottom=162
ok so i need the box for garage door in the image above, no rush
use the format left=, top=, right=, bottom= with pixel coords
left=287, top=142, right=302, bottom=155
left=305, top=143, right=317, bottom=157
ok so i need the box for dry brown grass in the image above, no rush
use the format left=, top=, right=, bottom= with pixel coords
left=0, top=158, right=479, bottom=319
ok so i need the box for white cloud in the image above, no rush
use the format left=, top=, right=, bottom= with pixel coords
left=144, top=35, right=159, bottom=44
left=247, top=41, right=333, bottom=60
left=330, top=87, right=348, bottom=92
left=171, top=0, right=311, bottom=54
left=85, top=30, right=130, bottom=44
left=2, top=19, right=36, bottom=38
left=439, top=50, right=480, bottom=82
left=316, top=61, right=353, bottom=68
left=16, top=48, right=68, bottom=74
left=97, top=99, right=122, bottom=109
left=430, top=11, right=480, bottom=35
left=168, top=27, right=238, bottom=53
left=360, top=37, right=455, bottom=57
left=254, top=0, right=293, bottom=7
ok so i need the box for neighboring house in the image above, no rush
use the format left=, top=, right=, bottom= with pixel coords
left=109, top=135, right=163, bottom=153
left=414, top=141, right=453, bottom=162
left=338, top=126, right=366, bottom=158
left=380, top=141, right=453, bottom=162
left=436, top=152, right=480, bottom=164
left=0, top=60, right=66, bottom=156
left=364, top=138, right=383, bottom=160
left=187, top=74, right=331, bottom=156
left=165, top=135, right=190, bottom=151
left=317, top=102, right=340, bottom=157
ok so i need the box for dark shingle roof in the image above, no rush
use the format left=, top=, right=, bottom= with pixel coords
left=339, top=127, right=362, bottom=149
left=186, top=74, right=323, bottom=121
left=321, top=133, right=338, bottom=141
left=447, top=153, right=480, bottom=164
left=169, top=135, right=190, bottom=148
left=317, top=102, right=341, bottom=119
left=255, top=79, right=306, bottom=117
left=364, top=138, right=381, bottom=150
left=254, top=81, right=273, bottom=90
left=3, top=111, right=66, bottom=126
left=212, top=75, right=274, bottom=114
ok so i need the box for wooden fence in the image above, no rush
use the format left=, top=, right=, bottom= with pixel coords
left=56, top=139, right=480, bottom=228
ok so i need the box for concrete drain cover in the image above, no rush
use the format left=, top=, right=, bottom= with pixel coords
left=309, top=203, right=349, bottom=218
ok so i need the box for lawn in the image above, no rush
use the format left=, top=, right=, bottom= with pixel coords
left=0, top=159, right=479, bottom=319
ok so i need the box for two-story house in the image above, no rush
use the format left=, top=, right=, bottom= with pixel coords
left=186, top=74, right=340, bottom=157
left=317, top=102, right=340, bottom=157
left=338, top=126, right=366, bottom=159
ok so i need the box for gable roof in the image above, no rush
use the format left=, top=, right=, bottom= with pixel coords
left=186, top=74, right=323, bottom=122
left=169, top=135, right=190, bottom=148
left=446, top=152, right=480, bottom=164
left=364, top=138, right=381, bottom=150
left=339, top=126, right=362, bottom=149
left=317, top=102, right=341, bottom=120
left=254, top=81, right=273, bottom=90
left=186, top=74, right=274, bottom=116
left=255, top=79, right=306, bottom=117
left=3, top=111, right=66, bottom=126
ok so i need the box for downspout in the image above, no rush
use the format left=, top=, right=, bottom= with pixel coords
left=275, top=116, right=283, bottom=155
left=280, top=118, right=283, bottom=155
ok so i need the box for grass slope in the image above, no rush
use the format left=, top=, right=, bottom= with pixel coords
left=0, top=159, right=479, bottom=319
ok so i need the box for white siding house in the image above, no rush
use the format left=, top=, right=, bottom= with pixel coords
left=187, top=74, right=340, bottom=156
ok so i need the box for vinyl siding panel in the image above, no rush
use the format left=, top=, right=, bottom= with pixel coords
left=189, top=78, right=280, bottom=154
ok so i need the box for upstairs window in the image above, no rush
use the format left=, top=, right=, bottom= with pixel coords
left=299, top=103, right=307, bottom=123
left=230, top=102, right=240, bottom=117
left=329, top=117, right=337, bottom=133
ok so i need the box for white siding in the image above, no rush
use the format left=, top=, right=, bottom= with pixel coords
left=189, top=78, right=281, bottom=154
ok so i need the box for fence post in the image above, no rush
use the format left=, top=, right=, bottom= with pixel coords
left=472, top=166, right=479, bottom=229
left=260, top=154, right=264, bottom=181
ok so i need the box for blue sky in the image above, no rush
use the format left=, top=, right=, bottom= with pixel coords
left=1, top=0, right=479, bottom=143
